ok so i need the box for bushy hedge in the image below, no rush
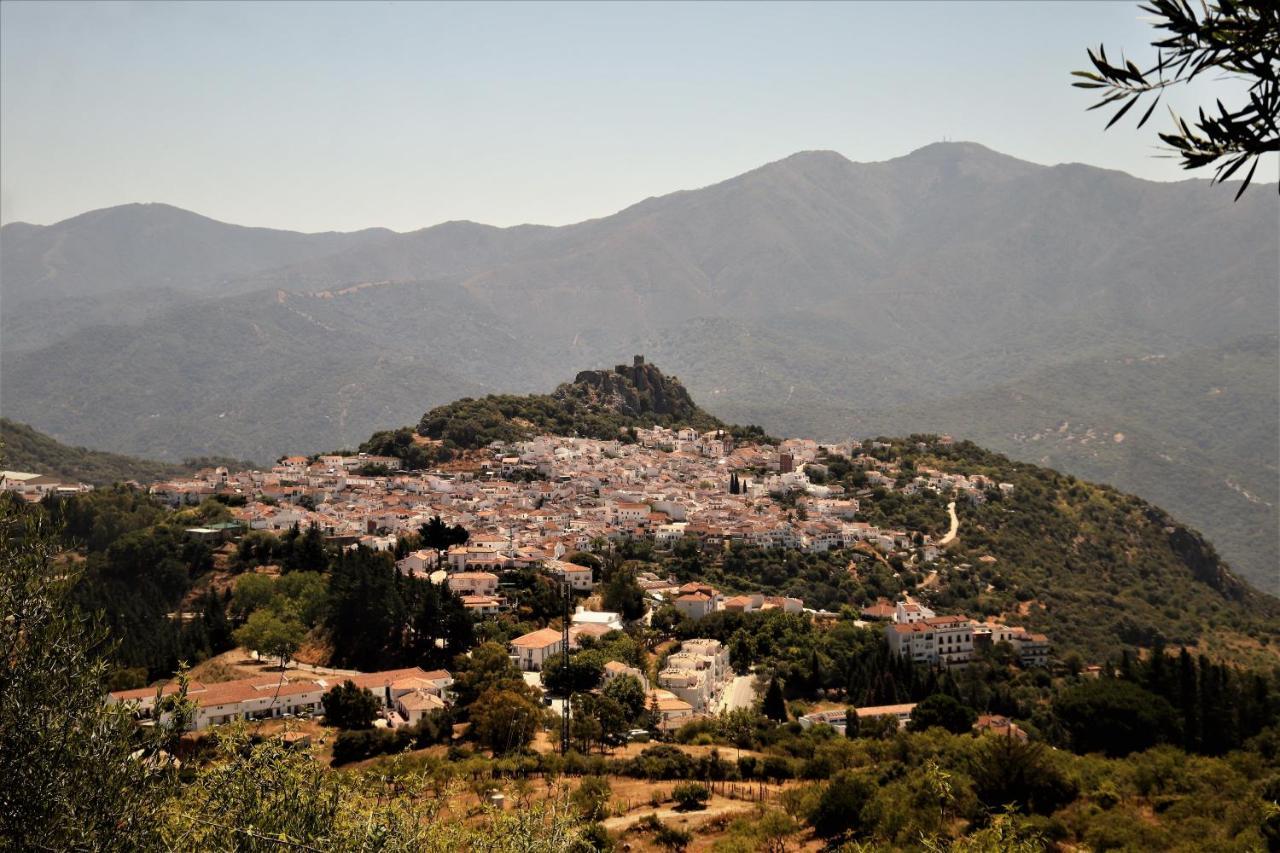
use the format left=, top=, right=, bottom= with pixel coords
left=331, top=711, right=452, bottom=765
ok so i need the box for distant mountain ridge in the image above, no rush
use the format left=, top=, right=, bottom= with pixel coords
left=1, top=142, right=1275, bottom=591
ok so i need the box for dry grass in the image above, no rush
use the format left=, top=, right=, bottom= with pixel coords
left=188, top=648, right=272, bottom=683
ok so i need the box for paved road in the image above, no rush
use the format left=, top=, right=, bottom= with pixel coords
left=719, top=674, right=757, bottom=713
left=939, top=501, right=960, bottom=545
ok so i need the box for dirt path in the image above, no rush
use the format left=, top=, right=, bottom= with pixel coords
left=602, top=796, right=757, bottom=832
left=939, top=501, right=960, bottom=545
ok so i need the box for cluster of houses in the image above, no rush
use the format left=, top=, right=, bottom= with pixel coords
left=663, top=580, right=804, bottom=621
left=656, top=638, right=732, bottom=715
left=107, top=666, right=453, bottom=732
left=0, top=469, right=94, bottom=501
left=144, top=431, right=998, bottom=580
left=95, top=428, right=1053, bottom=742
left=504, top=623, right=733, bottom=732
left=872, top=599, right=1050, bottom=668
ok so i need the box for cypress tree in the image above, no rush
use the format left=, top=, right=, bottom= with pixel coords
left=806, top=648, right=823, bottom=696
left=1177, top=648, right=1200, bottom=751
left=1148, top=638, right=1168, bottom=697
left=762, top=676, right=788, bottom=721
left=845, top=706, right=861, bottom=738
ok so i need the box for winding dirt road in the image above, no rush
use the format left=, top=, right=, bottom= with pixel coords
left=939, top=501, right=960, bottom=545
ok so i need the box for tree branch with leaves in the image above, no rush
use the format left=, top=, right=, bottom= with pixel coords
left=1074, top=0, right=1279, bottom=198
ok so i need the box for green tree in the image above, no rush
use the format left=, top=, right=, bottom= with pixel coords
left=321, top=680, right=380, bottom=729
left=601, top=562, right=646, bottom=621
left=811, top=770, right=875, bottom=838
left=572, top=776, right=613, bottom=822
left=671, top=782, right=710, bottom=811
left=1074, top=0, right=1280, bottom=198
left=544, top=651, right=606, bottom=696
left=651, top=603, right=688, bottom=635
left=272, top=570, right=329, bottom=626
left=908, top=694, right=978, bottom=735
left=603, top=673, right=648, bottom=723
left=845, top=706, right=861, bottom=739
left=452, top=641, right=532, bottom=711
left=233, top=608, right=305, bottom=668
left=0, top=499, right=183, bottom=849
left=324, top=546, right=405, bottom=670
left=968, top=734, right=1076, bottom=816
left=718, top=707, right=759, bottom=758
left=762, top=676, right=788, bottom=722
left=418, top=515, right=468, bottom=568
left=470, top=688, right=543, bottom=754
left=1053, top=678, right=1181, bottom=756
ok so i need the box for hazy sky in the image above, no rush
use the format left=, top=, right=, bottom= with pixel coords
left=0, top=1, right=1261, bottom=232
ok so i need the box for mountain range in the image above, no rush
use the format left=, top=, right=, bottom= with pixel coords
left=1, top=142, right=1275, bottom=591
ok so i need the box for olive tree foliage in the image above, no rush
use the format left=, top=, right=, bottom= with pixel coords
left=1074, top=0, right=1279, bottom=198
left=0, top=500, right=187, bottom=850
left=0, top=491, right=589, bottom=852
left=163, top=729, right=587, bottom=852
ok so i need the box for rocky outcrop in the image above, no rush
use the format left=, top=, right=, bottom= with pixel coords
left=557, top=356, right=709, bottom=424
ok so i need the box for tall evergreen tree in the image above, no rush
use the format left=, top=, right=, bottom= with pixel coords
left=762, top=676, right=788, bottom=722
left=1177, top=648, right=1200, bottom=752
left=845, top=705, right=861, bottom=739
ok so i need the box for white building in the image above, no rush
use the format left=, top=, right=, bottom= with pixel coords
left=447, top=571, right=499, bottom=597
left=108, top=667, right=451, bottom=732
left=893, top=600, right=936, bottom=624
left=572, top=606, right=624, bottom=632
left=544, top=558, right=595, bottom=591
left=509, top=627, right=565, bottom=671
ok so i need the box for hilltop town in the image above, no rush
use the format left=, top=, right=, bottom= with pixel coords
left=7, top=361, right=1279, bottom=852
left=103, top=416, right=1053, bottom=731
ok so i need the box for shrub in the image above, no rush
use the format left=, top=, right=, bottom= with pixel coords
left=653, top=822, right=693, bottom=852
left=811, top=770, right=875, bottom=838
left=671, top=781, right=709, bottom=811
left=572, top=776, right=612, bottom=822
left=762, top=755, right=796, bottom=781
left=330, top=712, right=451, bottom=765
left=578, top=822, right=614, bottom=852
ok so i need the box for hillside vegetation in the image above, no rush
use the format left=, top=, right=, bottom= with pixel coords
left=2, top=144, right=1275, bottom=591
left=0, top=419, right=248, bottom=485
left=412, top=360, right=764, bottom=451
left=377, top=361, right=1279, bottom=663
left=869, top=438, right=1280, bottom=666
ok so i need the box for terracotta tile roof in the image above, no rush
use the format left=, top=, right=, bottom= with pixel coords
left=510, top=628, right=563, bottom=649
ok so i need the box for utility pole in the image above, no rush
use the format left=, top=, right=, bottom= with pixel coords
left=561, top=579, right=571, bottom=756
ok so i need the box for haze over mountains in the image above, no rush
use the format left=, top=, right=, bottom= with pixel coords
left=1, top=142, right=1275, bottom=591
